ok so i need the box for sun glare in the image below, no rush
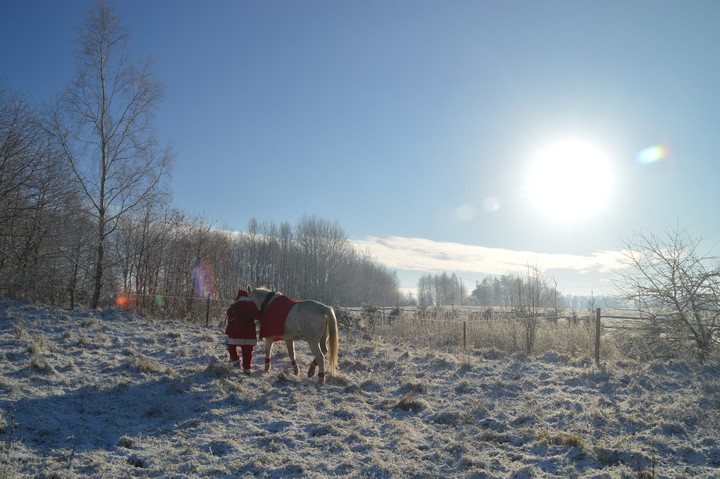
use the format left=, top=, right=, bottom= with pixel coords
left=524, top=139, right=615, bottom=222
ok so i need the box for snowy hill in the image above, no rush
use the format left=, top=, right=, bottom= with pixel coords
left=1, top=299, right=719, bottom=478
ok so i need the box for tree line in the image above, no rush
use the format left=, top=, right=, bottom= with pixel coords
left=419, top=270, right=567, bottom=312
left=417, top=271, right=625, bottom=312
left=0, top=2, right=401, bottom=316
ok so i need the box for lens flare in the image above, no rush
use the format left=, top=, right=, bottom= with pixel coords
left=116, top=295, right=130, bottom=308
left=636, top=145, right=667, bottom=165
left=154, top=295, right=164, bottom=308
left=454, top=204, right=476, bottom=222
left=483, top=196, right=501, bottom=213
left=192, top=261, right=218, bottom=299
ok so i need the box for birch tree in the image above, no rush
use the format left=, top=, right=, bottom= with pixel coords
left=50, top=1, right=172, bottom=308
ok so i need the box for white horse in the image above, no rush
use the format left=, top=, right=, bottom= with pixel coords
left=248, top=287, right=339, bottom=382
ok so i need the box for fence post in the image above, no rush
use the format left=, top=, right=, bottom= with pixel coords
left=463, top=321, right=467, bottom=351
left=595, top=308, right=601, bottom=364
left=205, top=295, right=211, bottom=326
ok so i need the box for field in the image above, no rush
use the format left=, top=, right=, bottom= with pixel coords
left=1, top=299, right=719, bottom=478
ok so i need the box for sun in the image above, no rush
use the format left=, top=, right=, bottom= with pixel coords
left=524, top=139, right=615, bottom=221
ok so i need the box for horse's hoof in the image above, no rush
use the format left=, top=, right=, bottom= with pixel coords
left=264, top=365, right=271, bottom=372
left=293, top=366, right=300, bottom=375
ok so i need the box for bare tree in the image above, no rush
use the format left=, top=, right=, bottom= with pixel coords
left=416, top=272, right=464, bottom=308
left=233, top=216, right=399, bottom=306
left=296, top=215, right=351, bottom=302
left=614, top=226, right=720, bottom=362
left=519, top=264, right=554, bottom=355
left=48, top=2, right=172, bottom=308
left=0, top=84, right=79, bottom=300
left=470, top=266, right=561, bottom=354
left=0, top=87, right=44, bottom=282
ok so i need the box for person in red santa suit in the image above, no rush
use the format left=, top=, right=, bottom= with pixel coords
left=225, top=289, right=261, bottom=374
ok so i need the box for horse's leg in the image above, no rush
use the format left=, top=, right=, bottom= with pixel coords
left=306, top=337, right=327, bottom=378
left=308, top=337, right=327, bottom=378
left=307, top=339, right=321, bottom=378
left=285, top=340, right=300, bottom=375
left=307, top=357, right=317, bottom=378
left=264, top=337, right=274, bottom=372
left=320, top=335, right=328, bottom=356
left=307, top=341, right=326, bottom=382
left=307, top=330, right=329, bottom=378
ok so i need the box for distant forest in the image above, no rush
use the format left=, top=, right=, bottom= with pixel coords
left=417, top=271, right=623, bottom=312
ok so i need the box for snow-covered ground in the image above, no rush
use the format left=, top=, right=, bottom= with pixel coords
left=1, top=299, right=718, bottom=478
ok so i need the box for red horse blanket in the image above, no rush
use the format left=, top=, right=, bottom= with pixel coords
left=259, top=295, right=297, bottom=339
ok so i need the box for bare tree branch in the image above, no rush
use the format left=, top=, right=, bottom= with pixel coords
left=614, top=226, right=720, bottom=362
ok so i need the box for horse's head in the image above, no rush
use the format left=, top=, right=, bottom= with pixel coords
left=247, top=287, right=264, bottom=307
left=248, top=286, right=275, bottom=311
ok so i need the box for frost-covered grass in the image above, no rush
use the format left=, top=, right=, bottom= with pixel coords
left=373, top=313, right=609, bottom=359
left=0, top=299, right=719, bottom=478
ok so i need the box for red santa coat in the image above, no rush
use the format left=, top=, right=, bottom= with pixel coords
left=259, top=295, right=297, bottom=339
left=225, top=297, right=260, bottom=345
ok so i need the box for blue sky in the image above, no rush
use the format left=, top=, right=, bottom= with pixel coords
left=3, top=1, right=719, bottom=297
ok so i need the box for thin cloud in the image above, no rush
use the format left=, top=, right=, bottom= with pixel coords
left=353, top=236, right=629, bottom=276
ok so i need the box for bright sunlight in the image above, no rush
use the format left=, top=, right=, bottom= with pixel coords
left=524, top=139, right=615, bottom=222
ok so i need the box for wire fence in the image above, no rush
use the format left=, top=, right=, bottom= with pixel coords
left=106, top=298, right=642, bottom=362
left=368, top=307, right=655, bottom=363
left=97, top=292, right=236, bottom=326
left=49, top=292, right=706, bottom=362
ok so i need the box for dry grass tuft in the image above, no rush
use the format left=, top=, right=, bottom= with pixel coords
left=12, top=325, right=27, bottom=341
left=562, top=434, right=586, bottom=450
left=538, top=431, right=586, bottom=451
left=395, top=391, right=426, bottom=412
left=399, top=381, right=427, bottom=394
left=117, top=435, right=136, bottom=448
left=26, top=334, right=55, bottom=356
left=204, top=359, right=232, bottom=379
left=127, top=353, right=168, bottom=374
left=30, top=357, right=55, bottom=374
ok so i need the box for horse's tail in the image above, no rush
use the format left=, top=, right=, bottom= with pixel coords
left=324, top=306, right=339, bottom=376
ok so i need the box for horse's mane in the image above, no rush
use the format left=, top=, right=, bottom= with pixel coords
left=253, top=286, right=283, bottom=296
